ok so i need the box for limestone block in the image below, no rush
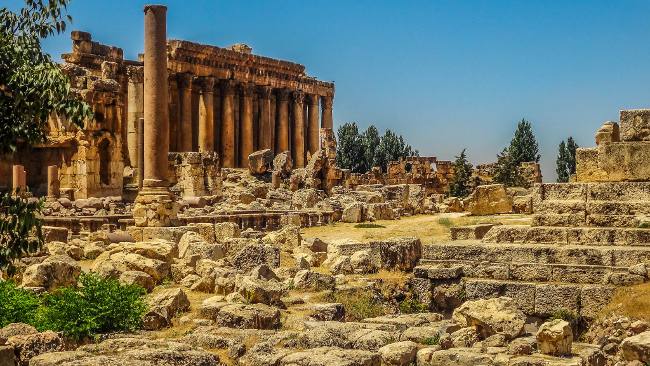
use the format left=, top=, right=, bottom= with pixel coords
left=596, top=142, right=650, bottom=182
left=620, top=109, right=650, bottom=141
left=452, top=297, right=525, bottom=339
left=342, top=203, right=363, bottom=223
left=481, top=225, right=529, bottom=244
left=188, top=223, right=216, bottom=243
left=464, top=184, right=513, bottom=215
left=465, top=279, right=536, bottom=315
left=231, top=244, right=279, bottom=272
left=534, top=284, right=581, bottom=317
left=621, top=331, right=650, bottom=362
left=248, top=149, right=273, bottom=174
left=273, top=151, right=293, bottom=175
left=22, top=255, right=81, bottom=292
left=537, top=319, right=573, bottom=355
left=42, top=226, right=68, bottom=243
left=142, top=226, right=199, bottom=244
left=580, top=285, right=615, bottom=320
left=214, top=222, right=241, bottom=242
left=450, top=224, right=498, bottom=241
left=379, top=237, right=422, bottom=271
left=595, top=121, right=620, bottom=145
left=378, top=341, right=418, bottom=365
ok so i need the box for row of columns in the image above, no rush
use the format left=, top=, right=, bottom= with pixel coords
left=127, top=72, right=333, bottom=171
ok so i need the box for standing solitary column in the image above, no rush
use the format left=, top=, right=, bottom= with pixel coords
left=126, top=66, right=144, bottom=167
left=275, top=88, right=290, bottom=154
left=292, top=91, right=305, bottom=167
left=321, top=96, right=333, bottom=134
left=142, top=4, right=169, bottom=189
left=239, top=82, right=255, bottom=167
left=176, top=72, right=193, bottom=152
left=257, top=85, right=272, bottom=151
left=197, top=76, right=215, bottom=152
left=307, top=94, right=320, bottom=157
left=12, top=165, right=25, bottom=195
left=220, top=80, right=236, bottom=168
left=47, top=165, right=60, bottom=199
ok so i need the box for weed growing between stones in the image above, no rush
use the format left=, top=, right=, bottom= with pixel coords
left=322, top=289, right=385, bottom=322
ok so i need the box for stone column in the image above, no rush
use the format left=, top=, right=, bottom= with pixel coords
left=257, top=86, right=272, bottom=151
left=196, top=76, right=215, bottom=152
left=47, top=165, right=60, bottom=199
left=126, top=66, right=144, bottom=167
left=292, top=91, right=306, bottom=168
left=12, top=165, right=25, bottom=195
left=142, top=4, right=169, bottom=189
left=176, top=72, right=193, bottom=152
left=307, top=94, right=320, bottom=157
left=275, top=88, right=290, bottom=154
left=239, top=82, right=255, bottom=167
left=321, top=96, right=333, bottom=146
left=220, top=80, right=236, bottom=168
left=138, top=117, right=145, bottom=189
left=134, top=5, right=179, bottom=227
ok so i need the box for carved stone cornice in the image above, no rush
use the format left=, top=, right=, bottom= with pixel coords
left=238, top=82, right=255, bottom=98
left=220, top=79, right=236, bottom=96
left=321, top=96, right=333, bottom=109
left=256, top=85, right=272, bottom=100
left=194, top=76, right=215, bottom=93
left=292, top=91, right=305, bottom=105
left=126, top=65, right=144, bottom=84
left=176, top=72, right=194, bottom=89
left=276, top=87, right=290, bottom=102
left=306, top=94, right=319, bottom=106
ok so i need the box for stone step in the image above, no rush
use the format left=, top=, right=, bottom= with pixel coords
left=480, top=225, right=650, bottom=246
left=415, top=260, right=640, bottom=286
left=423, top=240, right=650, bottom=267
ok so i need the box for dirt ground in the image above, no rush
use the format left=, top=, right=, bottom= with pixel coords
left=301, top=212, right=533, bottom=244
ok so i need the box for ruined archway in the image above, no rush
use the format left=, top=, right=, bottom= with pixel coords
left=98, top=139, right=110, bottom=185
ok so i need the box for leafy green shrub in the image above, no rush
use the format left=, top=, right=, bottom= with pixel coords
left=0, top=280, right=39, bottom=328
left=437, top=217, right=454, bottom=228
left=324, top=289, right=385, bottom=322
left=354, top=223, right=386, bottom=229
left=638, top=222, right=650, bottom=229
left=422, top=335, right=440, bottom=345
left=36, top=272, right=148, bottom=340
left=398, top=296, right=428, bottom=314
left=547, top=310, right=580, bottom=326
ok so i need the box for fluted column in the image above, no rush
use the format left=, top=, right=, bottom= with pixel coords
left=126, top=66, right=144, bottom=167
left=239, top=82, right=255, bottom=167
left=257, top=86, right=272, bottom=151
left=196, top=76, right=215, bottom=152
left=176, top=72, right=193, bottom=152
left=275, top=88, right=290, bottom=154
left=142, top=4, right=169, bottom=189
left=307, top=94, right=320, bottom=157
left=292, top=91, right=305, bottom=167
left=220, top=80, right=236, bottom=168
left=321, top=96, right=333, bottom=133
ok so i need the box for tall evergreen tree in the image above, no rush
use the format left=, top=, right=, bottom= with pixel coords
left=335, top=122, right=364, bottom=173
left=566, top=136, right=578, bottom=176
left=492, top=147, right=528, bottom=187
left=447, top=149, right=473, bottom=198
left=509, top=119, right=541, bottom=166
left=359, top=125, right=380, bottom=172
left=556, top=137, right=579, bottom=182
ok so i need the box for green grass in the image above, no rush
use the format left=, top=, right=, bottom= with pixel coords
left=638, top=222, right=650, bottom=228
left=422, top=335, right=440, bottom=345
left=437, top=217, right=454, bottom=228
left=398, top=295, right=429, bottom=314
left=354, top=223, right=386, bottom=229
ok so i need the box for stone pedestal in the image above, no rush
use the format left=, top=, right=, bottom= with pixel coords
left=12, top=165, right=26, bottom=195
left=133, top=188, right=180, bottom=227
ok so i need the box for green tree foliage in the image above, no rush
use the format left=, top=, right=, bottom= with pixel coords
left=1, top=1, right=94, bottom=276
left=556, top=137, right=579, bottom=182
left=1, top=0, right=94, bottom=155
left=508, top=119, right=541, bottom=166
left=492, top=147, right=528, bottom=188
left=447, top=149, right=473, bottom=198
left=335, top=122, right=365, bottom=173
left=1, top=189, right=44, bottom=276
left=336, top=124, right=419, bottom=173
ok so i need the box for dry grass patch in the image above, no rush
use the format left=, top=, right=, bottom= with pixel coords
left=319, top=289, right=385, bottom=322
left=600, top=282, right=650, bottom=321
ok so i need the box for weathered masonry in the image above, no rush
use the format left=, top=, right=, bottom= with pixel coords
left=0, top=9, right=334, bottom=199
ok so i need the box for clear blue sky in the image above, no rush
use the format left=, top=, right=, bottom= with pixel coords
left=22, top=0, right=650, bottom=181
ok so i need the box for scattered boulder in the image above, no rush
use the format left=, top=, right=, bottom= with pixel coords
left=621, top=331, right=650, bottom=362
left=378, top=341, right=418, bottom=365
left=350, top=250, right=377, bottom=274
left=118, top=271, right=155, bottom=293
left=464, top=184, right=513, bottom=215
left=216, top=304, right=280, bottom=330
left=249, top=149, right=274, bottom=174
left=452, top=297, right=525, bottom=340
left=537, top=319, right=573, bottom=356
left=236, top=276, right=284, bottom=305
left=330, top=256, right=353, bottom=275
left=273, top=151, right=293, bottom=175
left=232, top=244, right=280, bottom=273
left=21, top=255, right=81, bottom=292
left=7, top=330, right=63, bottom=366
left=142, top=288, right=190, bottom=330
left=293, top=270, right=335, bottom=291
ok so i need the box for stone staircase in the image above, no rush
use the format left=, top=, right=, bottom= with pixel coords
left=414, top=182, right=650, bottom=320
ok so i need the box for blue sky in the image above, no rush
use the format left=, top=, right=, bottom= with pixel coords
left=23, top=0, right=650, bottom=181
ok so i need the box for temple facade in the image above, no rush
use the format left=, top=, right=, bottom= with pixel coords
left=0, top=17, right=335, bottom=200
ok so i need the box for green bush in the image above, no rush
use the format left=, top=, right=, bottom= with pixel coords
left=0, top=280, right=39, bottom=328
left=547, top=310, right=580, bottom=326
left=422, top=335, right=440, bottom=345
left=36, top=272, right=148, bottom=340
left=354, top=223, right=386, bottom=229
left=398, top=296, right=428, bottom=314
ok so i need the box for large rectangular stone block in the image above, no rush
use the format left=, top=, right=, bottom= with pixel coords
left=525, top=227, right=568, bottom=244
left=620, top=109, right=650, bottom=141
left=465, top=279, right=536, bottom=315
left=581, top=285, right=616, bottom=320
left=535, top=283, right=581, bottom=317
left=481, top=225, right=529, bottom=244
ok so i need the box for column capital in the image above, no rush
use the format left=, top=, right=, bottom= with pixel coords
left=238, top=82, right=256, bottom=98
left=256, top=85, right=272, bottom=99
left=292, top=91, right=305, bottom=105
left=306, top=94, right=320, bottom=106
left=194, top=76, right=215, bottom=93
left=276, top=87, right=290, bottom=102
left=176, top=72, right=194, bottom=89
left=143, top=4, right=167, bottom=13
left=321, top=96, right=333, bottom=109
left=126, top=65, right=144, bottom=83
left=220, top=79, right=236, bottom=96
